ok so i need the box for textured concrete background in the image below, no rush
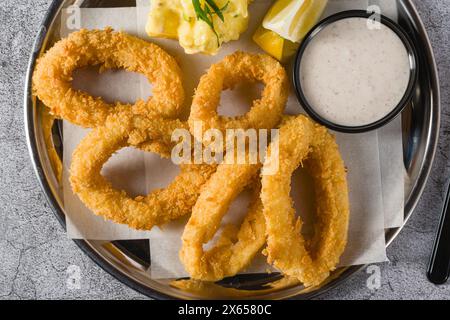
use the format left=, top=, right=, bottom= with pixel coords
left=0, top=0, right=449, bottom=300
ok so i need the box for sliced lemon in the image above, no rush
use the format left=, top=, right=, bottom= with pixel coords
left=252, top=25, right=298, bottom=62
left=262, top=0, right=328, bottom=43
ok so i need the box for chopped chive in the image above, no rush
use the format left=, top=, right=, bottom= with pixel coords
left=192, top=0, right=227, bottom=46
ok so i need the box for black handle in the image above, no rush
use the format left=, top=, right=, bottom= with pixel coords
left=427, top=183, right=450, bottom=284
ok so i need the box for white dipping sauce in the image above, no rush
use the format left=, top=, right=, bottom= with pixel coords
left=299, top=17, right=411, bottom=127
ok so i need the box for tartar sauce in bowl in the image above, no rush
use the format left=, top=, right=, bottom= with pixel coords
left=294, top=11, right=417, bottom=132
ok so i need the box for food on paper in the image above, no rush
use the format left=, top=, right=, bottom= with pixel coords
left=253, top=0, right=328, bottom=60
left=70, top=111, right=216, bottom=230
left=179, top=52, right=287, bottom=281
left=33, top=28, right=216, bottom=230
left=188, top=51, right=288, bottom=142
left=261, top=115, right=349, bottom=287
left=32, top=22, right=351, bottom=287
left=146, top=0, right=251, bottom=55
left=32, top=28, right=185, bottom=128
left=180, top=165, right=265, bottom=281
left=298, top=17, right=411, bottom=126
left=180, top=51, right=289, bottom=281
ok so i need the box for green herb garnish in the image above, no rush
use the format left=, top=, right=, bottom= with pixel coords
left=192, top=0, right=230, bottom=45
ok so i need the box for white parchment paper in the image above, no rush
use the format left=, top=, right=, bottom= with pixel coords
left=371, top=0, right=406, bottom=228
left=59, top=0, right=411, bottom=278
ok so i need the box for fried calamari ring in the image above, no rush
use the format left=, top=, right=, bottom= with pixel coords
left=261, top=115, right=349, bottom=287
left=70, top=111, right=216, bottom=230
left=179, top=52, right=289, bottom=281
left=188, top=51, right=288, bottom=140
left=179, top=163, right=265, bottom=281
left=33, top=28, right=185, bottom=128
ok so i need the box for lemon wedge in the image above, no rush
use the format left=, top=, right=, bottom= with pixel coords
left=253, top=25, right=298, bottom=62
left=263, top=0, right=328, bottom=43
left=253, top=0, right=328, bottom=61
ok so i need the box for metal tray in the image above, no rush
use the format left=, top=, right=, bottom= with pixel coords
left=24, top=0, right=440, bottom=299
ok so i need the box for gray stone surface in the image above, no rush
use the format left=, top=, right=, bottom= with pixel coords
left=0, top=0, right=448, bottom=300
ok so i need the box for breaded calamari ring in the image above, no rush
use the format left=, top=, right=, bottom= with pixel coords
left=179, top=163, right=265, bottom=281
left=261, top=115, right=350, bottom=287
left=70, top=111, right=216, bottom=230
left=179, top=52, right=288, bottom=280
left=32, top=28, right=185, bottom=128
left=188, top=51, right=288, bottom=140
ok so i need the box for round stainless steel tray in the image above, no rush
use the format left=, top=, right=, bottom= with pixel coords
left=24, top=0, right=440, bottom=299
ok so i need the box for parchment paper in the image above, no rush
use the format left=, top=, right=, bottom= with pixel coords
left=371, top=0, right=406, bottom=228
left=59, top=0, right=412, bottom=278
left=324, top=0, right=404, bottom=230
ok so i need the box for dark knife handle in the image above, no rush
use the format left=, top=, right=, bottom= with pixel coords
left=427, top=183, right=450, bottom=284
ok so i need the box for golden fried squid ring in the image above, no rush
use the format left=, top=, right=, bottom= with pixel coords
left=69, top=111, right=216, bottom=230
left=261, top=115, right=350, bottom=287
left=188, top=51, right=288, bottom=140
left=179, top=52, right=289, bottom=281
left=179, top=163, right=265, bottom=281
left=33, top=28, right=184, bottom=128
